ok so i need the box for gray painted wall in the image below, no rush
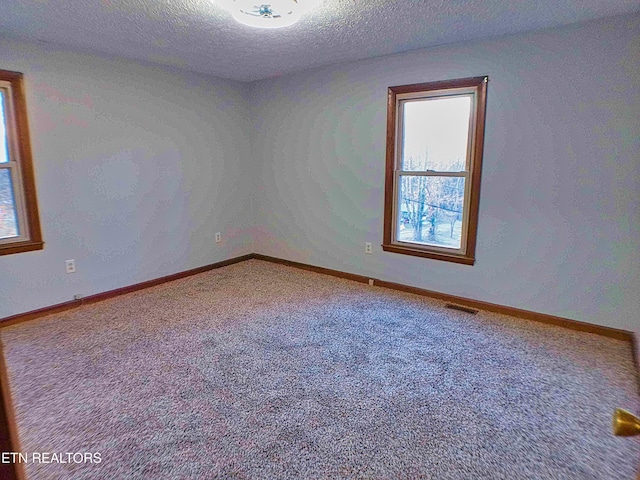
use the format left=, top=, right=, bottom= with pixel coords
left=0, top=39, right=254, bottom=318
left=250, top=15, right=640, bottom=332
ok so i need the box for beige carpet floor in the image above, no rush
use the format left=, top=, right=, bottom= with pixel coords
left=1, top=259, right=639, bottom=479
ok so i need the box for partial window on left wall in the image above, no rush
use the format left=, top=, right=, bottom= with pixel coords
left=0, top=69, right=43, bottom=255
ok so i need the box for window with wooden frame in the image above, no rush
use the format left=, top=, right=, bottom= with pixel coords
left=382, top=76, right=487, bottom=265
left=0, top=69, right=43, bottom=255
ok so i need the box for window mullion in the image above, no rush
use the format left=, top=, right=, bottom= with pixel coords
left=396, top=170, right=467, bottom=177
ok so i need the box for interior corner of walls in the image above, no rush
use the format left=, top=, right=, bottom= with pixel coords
left=0, top=38, right=256, bottom=322
left=242, top=16, right=640, bottom=335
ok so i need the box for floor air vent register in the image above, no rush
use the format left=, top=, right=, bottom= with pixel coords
left=445, top=304, right=479, bottom=315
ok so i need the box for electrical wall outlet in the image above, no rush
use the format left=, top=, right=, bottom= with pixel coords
left=65, top=259, right=76, bottom=274
left=365, top=242, right=372, bottom=254
left=368, top=279, right=374, bottom=286
left=215, top=232, right=222, bottom=243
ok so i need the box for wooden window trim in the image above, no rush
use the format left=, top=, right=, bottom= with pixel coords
left=382, top=76, right=487, bottom=265
left=0, top=69, right=43, bottom=256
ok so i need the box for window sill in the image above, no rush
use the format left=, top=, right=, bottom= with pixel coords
left=381, top=243, right=474, bottom=265
left=0, top=240, right=44, bottom=256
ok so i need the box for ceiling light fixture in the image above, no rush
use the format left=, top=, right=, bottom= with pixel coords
left=226, top=0, right=320, bottom=29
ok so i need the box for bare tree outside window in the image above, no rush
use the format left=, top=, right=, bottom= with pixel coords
left=399, top=153, right=465, bottom=248
left=0, top=169, right=19, bottom=238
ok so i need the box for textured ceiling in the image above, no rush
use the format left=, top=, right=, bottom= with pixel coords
left=1, top=0, right=638, bottom=82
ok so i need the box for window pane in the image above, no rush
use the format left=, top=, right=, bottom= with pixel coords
left=397, top=175, right=465, bottom=249
left=0, top=169, right=19, bottom=238
left=401, top=95, right=470, bottom=172
left=0, top=91, right=9, bottom=164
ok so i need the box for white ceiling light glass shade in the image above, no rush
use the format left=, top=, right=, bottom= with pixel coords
left=228, top=0, right=320, bottom=29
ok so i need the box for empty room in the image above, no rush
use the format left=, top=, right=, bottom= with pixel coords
left=1, top=0, right=639, bottom=478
